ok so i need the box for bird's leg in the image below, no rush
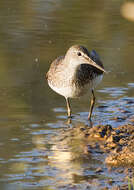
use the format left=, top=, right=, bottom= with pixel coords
left=66, top=98, right=72, bottom=118
left=88, top=90, right=95, bottom=120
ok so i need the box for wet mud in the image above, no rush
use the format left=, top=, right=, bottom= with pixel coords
left=78, top=123, right=134, bottom=167
left=78, top=122, right=134, bottom=189
left=55, top=118, right=134, bottom=190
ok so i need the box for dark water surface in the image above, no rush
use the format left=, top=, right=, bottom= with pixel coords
left=0, top=0, right=134, bottom=189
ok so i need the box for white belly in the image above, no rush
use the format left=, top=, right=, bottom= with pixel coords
left=48, top=74, right=103, bottom=99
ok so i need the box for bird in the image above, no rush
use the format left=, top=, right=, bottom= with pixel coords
left=46, top=45, right=106, bottom=120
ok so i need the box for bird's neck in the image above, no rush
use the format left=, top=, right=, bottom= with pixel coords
left=62, top=57, right=80, bottom=83
left=64, top=56, right=80, bottom=73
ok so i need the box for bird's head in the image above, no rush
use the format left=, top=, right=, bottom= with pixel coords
left=65, top=45, right=106, bottom=73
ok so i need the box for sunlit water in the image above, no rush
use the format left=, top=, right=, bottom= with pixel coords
left=0, top=0, right=134, bottom=189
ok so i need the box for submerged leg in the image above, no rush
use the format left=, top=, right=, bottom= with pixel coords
left=66, top=97, right=72, bottom=118
left=88, top=90, right=95, bottom=120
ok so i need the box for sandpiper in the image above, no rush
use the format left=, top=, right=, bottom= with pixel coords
left=46, top=45, right=106, bottom=120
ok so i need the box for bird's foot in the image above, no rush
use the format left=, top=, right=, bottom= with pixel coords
left=66, top=118, right=72, bottom=125
left=68, top=115, right=73, bottom=119
left=87, top=117, right=93, bottom=127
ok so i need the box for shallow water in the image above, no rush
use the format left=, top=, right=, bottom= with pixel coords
left=0, top=0, right=134, bottom=189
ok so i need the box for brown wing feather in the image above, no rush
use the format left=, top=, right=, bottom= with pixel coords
left=46, top=56, right=65, bottom=83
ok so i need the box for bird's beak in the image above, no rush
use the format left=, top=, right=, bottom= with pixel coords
left=84, top=55, right=107, bottom=73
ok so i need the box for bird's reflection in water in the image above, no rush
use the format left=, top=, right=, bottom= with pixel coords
left=30, top=119, right=103, bottom=188
left=47, top=121, right=99, bottom=187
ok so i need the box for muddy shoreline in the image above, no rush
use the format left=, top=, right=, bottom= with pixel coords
left=78, top=122, right=134, bottom=189
left=77, top=123, right=134, bottom=167
left=57, top=120, right=134, bottom=190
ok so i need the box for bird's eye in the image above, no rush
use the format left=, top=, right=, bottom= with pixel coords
left=77, top=52, right=81, bottom=56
